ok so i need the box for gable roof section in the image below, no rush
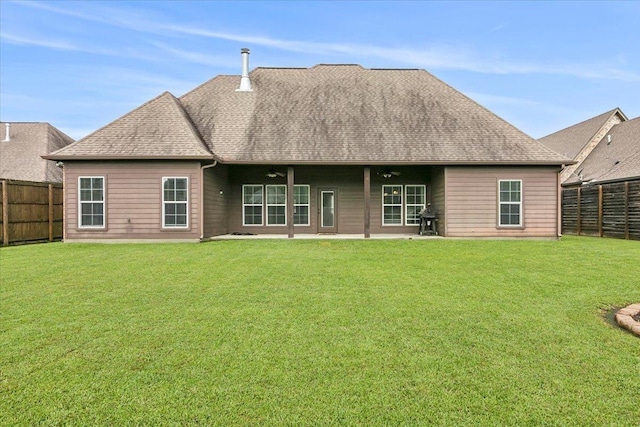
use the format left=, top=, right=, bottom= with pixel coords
left=47, top=92, right=213, bottom=160
left=564, top=117, right=640, bottom=185
left=0, top=122, right=74, bottom=182
left=180, top=65, right=569, bottom=165
left=539, top=108, right=627, bottom=159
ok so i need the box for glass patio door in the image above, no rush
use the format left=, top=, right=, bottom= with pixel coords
left=318, top=189, right=337, bottom=233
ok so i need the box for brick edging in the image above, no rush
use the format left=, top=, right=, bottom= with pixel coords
left=615, top=303, right=640, bottom=337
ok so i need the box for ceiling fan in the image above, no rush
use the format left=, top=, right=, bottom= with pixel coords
left=266, top=169, right=286, bottom=178
left=379, top=170, right=401, bottom=178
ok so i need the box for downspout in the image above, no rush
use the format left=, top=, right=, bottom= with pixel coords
left=200, top=161, right=218, bottom=240
left=557, top=165, right=563, bottom=238
left=62, top=164, right=66, bottom=241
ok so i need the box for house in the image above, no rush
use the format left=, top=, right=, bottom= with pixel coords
left=539, top=110, right=639, bottom=239
left=45, top=49, right=570, bottom=242
left=0, top=122, right=74, bottom=183
left=539, top=108, right=639, bottom=186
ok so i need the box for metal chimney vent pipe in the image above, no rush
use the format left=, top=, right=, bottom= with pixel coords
left=236, top=48, right=253, bottom=92
left=2, top=123, right=10, bottom=142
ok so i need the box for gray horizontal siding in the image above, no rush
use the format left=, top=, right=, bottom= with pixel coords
left=64, top=161, right=201, bottom=241
left=444, top=166, right=559, bottom=238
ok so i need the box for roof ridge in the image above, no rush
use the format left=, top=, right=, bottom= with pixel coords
left=0, top=121, right=49, bottom=124
left=539, top=108, right=624, bottom=141
left=45, top=122, right=74, bottom=143
left=179, top=75, right=234, bottom=100
left=49, top=91, right=175, bottom=157
left=420, top=68, right=571, bottom=161
left=310, top=63, right=363, bottom=69
left=255, top=66, right=307, bottom=70
left=47, top=92, right=214, bottom=160
left=166, top=94, right=213, bottom=157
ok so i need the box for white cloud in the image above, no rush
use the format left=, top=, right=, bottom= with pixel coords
left=11, top=0, right=640, bottom=82
left=160, top=25, right=640, bottom=81
left=151, top=43, right=235, bottom=68
left=1, top=31, right=78, bottom=51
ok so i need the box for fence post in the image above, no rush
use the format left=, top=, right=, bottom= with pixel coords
left=598, top=184, right=603, bottom=237
left=2, top=180, right=8, bottom=246
left=48, top=183, right=54, bottom=242
left=576, top=186, right=581, bottom=236
left=624, top=181, right=630, bottom=240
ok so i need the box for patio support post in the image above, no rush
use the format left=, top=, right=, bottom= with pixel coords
left=364, top=166, right=371, bottom=238
left=287, top=166, right=294, bottom=238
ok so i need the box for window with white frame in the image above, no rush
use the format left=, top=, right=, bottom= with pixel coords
left=382, top=185, right=403, bottom=225
left=163, top=177, right=188, bottom=228
left=266, top=185, right=286, bottom=226
left=498, top=180, right=522, bottom=226
left=243, top=185, right=263, bottom=226
left=294, top=185, right=310, bottom=226
left=405, top=185, right=426, bottom=225
left=79, top=177, right=105, bottom=228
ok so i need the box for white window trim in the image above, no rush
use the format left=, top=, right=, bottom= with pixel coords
left=242, top=184, right=264, bottom=226
left=294, top=184, right=311, bottom=226
left=498, top=179, right=523, bottom=227
left=266, top=184, right=287, bottom=226
left=162, top=177, right=189, bottom=229
left=78, top=176, right=106, bottom=229
left=405, top=185, right=426, bottom=226
left=382, top=185, right=404, bottom=226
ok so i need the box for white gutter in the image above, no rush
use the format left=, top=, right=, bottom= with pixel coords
left=200, top=161, right=217, bottom=240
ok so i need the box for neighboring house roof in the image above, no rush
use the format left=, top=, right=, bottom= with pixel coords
left=564, top=117, right=640, bottom=185
left=0, top=122, right=74, bottom=182
left=47, top=92, right=213, bottom=160
left=539, top=108, right=627, bottom=159
left=48, top=64, right=570, bottom=165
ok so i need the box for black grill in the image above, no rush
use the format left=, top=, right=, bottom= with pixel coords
left=418, top=205, right=437, bottom=236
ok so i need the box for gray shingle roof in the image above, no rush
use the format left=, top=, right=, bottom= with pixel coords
left=564, top=117, right=640, bottom=185
left=538, top=108, right=624, bottom=159
left=0, top=122, right=74, bottom=182
left=180, top=65, right=569, bottom=165
left=47, top=92, right=213, bottom=160
left=48, top=64, right=570, bottom=165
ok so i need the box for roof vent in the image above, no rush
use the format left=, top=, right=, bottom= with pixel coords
left=2, top=123, right=10, bottom=142
left=236, top=48, right=253, bottom=92
left=607, top=134, right=612, bottom=144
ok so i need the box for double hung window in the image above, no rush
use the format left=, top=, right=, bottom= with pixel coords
left=266, top=185, right=286, bottom=226
left=382, top=185, right=426, bottom=226
left=163, top=177, right=188, bottom=228
left=405, top=185, right=426, bottom=225
left=382, top=185, right=403, bottom=225
left=78, top=177, right=105, bottom=228
left=293, top=185, right=310, bottom=226
left=498, top=180, right=522, bottom=226
left=243, top=185, right=263, bottom=226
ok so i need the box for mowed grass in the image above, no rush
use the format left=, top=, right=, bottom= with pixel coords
left=1, top=237, right=639, bottom=426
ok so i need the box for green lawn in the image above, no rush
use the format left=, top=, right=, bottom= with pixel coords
left=1, top=237, right=639, bottom=426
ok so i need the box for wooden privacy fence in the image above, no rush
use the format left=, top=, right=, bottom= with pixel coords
left=561, top=180, right=640, bottom=240
left=1, top=179, right=63, bottom=246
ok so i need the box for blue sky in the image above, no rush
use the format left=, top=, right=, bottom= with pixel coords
left=1, top=0, right=639, bottom=141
